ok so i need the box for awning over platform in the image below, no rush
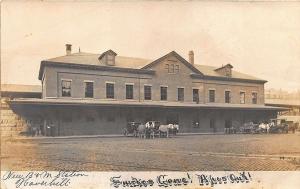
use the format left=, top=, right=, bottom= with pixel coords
left=8, top=98, right=288, bottom=111
left=265, top=99, right=300, bottom=107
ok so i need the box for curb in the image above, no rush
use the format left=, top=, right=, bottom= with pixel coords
left=13, top=134, right=126, bottom=140
left=9, top=132, right=296, bottom=141
left=11, top=132, right=226, bottom=140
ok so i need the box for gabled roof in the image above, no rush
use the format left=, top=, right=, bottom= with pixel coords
left=38, top=52, right=153, bottom=80
left=98, top=49, right=117, bottom=59
left=39, top=50, right=266, bottom=83
left=214, top=63, right=233, bottom=71
left=141, top=51, right=204, bottom=75
left=194, top=64, right=265, bottom=82
left=44, top=52, right=151, bottom=68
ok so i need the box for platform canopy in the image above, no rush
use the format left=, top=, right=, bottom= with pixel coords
left=9, top=98, right=288, bottom=111
left=265, top=99, right=300, bottom=108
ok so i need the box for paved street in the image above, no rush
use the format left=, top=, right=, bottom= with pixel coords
left=1, top=134, right=300, bottom=171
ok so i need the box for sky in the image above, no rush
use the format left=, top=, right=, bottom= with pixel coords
left=1, top=1, right=300, bottom=92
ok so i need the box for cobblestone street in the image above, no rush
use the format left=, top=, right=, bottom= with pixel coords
left=1, top=134, right=300, bottom=171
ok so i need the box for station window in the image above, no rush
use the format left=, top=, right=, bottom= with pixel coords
left=84, top=81, right=94, bottom=98
left=126, top=84, right=134, bottom=99
left=106, top=83, right=114, bottom=99
left=240, top=92, right=245, bottom=104
left=165, top=63, right=180, bottom=73
left=62, top=80, right=71, bottom=97
left=160, top=86, right=168, bottom=101
left=107, top=54, right=115, bottom=65
left=225, top=91, right=231, bottom=103
left=144, top=85, right=152, bottom=100
left=252, top=92, right=257, bottom=104
left=165, top=64, right=169, bottom=73
left=209, top=90, right=215, bottom=103
left=170, top=64, right=175, bottom=73
left=193, top=89, right=199, bottom=103
left=175, top=65, right=180, bottom=73
left=178, top=88, right=184, bottom=102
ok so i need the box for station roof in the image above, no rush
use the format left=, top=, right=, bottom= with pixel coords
left=45, top=52, right=151, bottom=69
left=9, top=98, right=288, bottom=111
left=40, top=51, right=266, bottom=83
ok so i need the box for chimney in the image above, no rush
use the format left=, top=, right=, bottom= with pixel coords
left=66, top=44, right=72, bottom=55
left=189, top=50, right=194, bottom=65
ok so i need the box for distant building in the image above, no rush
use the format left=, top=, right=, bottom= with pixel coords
left=265, top=99, right=300, bottom=125
left=4, top=44, right=285, bottom=136
left=265, top=88, right=300, bottom=124
left=265, top=88, right=300, bottom=100
left=1, top=84, right=41, bottom=137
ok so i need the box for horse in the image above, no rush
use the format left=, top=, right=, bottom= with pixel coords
left=168, top=124, right=179, bottom=135
left=145, top=121, right=160, bottom=139
left=137, top=124, right=147, bottom=139
left=258, top=122, right=270, bottom=133
left=158, top=124, right=170, bottom=138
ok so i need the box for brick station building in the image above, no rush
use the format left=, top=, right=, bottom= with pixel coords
left=5, top=44, right=285, bottom=136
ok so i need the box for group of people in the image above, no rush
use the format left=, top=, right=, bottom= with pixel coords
left=29, top=126, right=42, bottom=136
left=224, top=126, right=237, bottom=134
left=29, top=124, right=54, bottom=137
left=258, top=122, right=272, bottom=133
left=225, top=121, right=278, bottom=134
left=136, top=122, right=179, bottom=139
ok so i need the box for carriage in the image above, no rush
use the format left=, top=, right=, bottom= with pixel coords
left=123, top=122, right=141, bottom=136
left=136, top=121, right=179, bottom=138
left=240, top=119, right=289, bottom=134
left=268, top=119, right=289, bottom=133
left=146, top=121, right=179, bottom=138
left=145, top=121, right=161, bottom=138
left=239, top=122, right=260, bottom=134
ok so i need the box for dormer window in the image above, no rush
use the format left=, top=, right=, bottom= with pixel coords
left=107, top=54, right=115, bottom=65
left=215, top=64, right=233, bottom=77
left=98, top=49, right=117, bottom=66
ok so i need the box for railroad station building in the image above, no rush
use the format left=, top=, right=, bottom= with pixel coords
left=5, top=44, right=284, bottom=136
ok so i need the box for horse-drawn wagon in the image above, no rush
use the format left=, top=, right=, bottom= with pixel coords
left=268, top=119, right=288, bottom=133
left=123, top=122, right=141, bottom=136
left=239, top=122, right=260, bottom=134
left=239, top=119, right=290, bottom=134
left=136, top=121, right=179, bottom=139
